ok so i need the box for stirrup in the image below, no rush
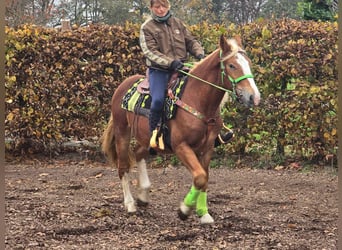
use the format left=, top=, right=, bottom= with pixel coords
left=150, top=129, right=158, bottom=149
left=217, top=130, right=234, bottom=144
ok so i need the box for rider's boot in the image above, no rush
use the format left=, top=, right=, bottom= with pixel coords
left=149, top=110, right=161, bottom=150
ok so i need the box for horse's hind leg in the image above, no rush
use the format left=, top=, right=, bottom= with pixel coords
left=135, top=145, right=151, bottom=206
left=121, top=172, right=137, bottom=213
left=136, top=159, right=151, bottom=206
left=116, top=128, right=137, bottom=213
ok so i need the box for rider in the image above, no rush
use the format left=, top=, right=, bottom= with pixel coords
left=139, top=0, right=233, bottom=150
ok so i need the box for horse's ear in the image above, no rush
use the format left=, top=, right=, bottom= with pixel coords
left=219, top=34, right=231, bottom=53
left=234, top=35, right=243, bottom=48
left=219, top=34, right=226, bottom=48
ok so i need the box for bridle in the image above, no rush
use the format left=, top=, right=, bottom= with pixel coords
left=179, top=49, right=254, bottom=100
left=219, top=50, right=254, bottom=99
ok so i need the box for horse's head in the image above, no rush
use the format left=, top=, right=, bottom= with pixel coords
left=219, top=35, right=260, bottom=107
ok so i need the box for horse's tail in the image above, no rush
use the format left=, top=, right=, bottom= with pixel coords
left=101, top=114, right=136, bottom=169
left=101, top=115, right=118, bottom=167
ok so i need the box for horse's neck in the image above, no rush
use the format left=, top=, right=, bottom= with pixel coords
left=183, top=54, right=225, bottom=116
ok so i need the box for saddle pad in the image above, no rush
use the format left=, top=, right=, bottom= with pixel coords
left=121, top=77, right=187, bottom=120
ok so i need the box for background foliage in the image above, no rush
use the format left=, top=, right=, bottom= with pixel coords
left=5, top=19, right=337, bottom=166
left=5, top=23, right=142, bottom=154
left=5, top=0, right=338, bottom=28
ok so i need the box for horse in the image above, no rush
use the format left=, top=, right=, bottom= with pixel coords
left=101, top=34, right=260, bottom=224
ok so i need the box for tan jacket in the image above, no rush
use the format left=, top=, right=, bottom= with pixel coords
left=139, top=15, right=204, bottom=70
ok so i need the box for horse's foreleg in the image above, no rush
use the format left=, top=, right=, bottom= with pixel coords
left=175, top=143, right=214, bottom=224
left=196, top=191, right=214, bottom=224
left=195, top=146, right=214, bottom=223
left=178, top=186, right=214, bottom=224
left=174, top=143, right=208, bottom=190
left=179, top=185, right=199, bottom=220
left=136, top=159, right=151, bottom=206
left=121, top=172, right=137, bottom=213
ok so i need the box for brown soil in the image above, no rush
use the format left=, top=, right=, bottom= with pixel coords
left=5, top=155, right=337, bottom=250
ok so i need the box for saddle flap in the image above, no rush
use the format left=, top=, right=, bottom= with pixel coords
left=137, top=78, right=150, bottom=94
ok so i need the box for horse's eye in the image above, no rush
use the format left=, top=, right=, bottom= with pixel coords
left=229, top=64, right=236, bottom=70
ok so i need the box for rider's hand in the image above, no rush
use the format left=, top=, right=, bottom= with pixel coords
left=170, top=60, right=184, bottom=71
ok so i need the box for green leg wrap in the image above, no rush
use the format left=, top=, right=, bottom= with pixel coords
left=184, top=186, right=200, bottom=207
left=196, top=191, right=209, bottom=217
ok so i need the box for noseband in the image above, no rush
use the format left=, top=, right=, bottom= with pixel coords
left=220, top=50, right=254, bottom=100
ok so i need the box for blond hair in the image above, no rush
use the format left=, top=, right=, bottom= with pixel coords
left=150, top=0, right=170, bottom=8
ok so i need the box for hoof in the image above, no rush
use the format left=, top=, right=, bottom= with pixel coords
left=137, top=188, right=150, bottom=206
left=128, top=210, right=137, bottom=215
left=137, top=198, right=149, bottom=207
left=199, top=213, right=214, bottom=224
left=178, top=209, right=189, bottom=220
left=126, top=203, right=137, bottom=213
left=178, top=202, right=193, bottom=220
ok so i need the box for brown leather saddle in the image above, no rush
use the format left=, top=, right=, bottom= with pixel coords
left=137, top=69, right=182, bottom=94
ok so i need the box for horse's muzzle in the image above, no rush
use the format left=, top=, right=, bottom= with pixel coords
left=250, top=94, right=261, bottom=106
left=237, top=91, right=260, bottom=107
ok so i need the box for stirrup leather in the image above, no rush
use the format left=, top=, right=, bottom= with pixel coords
left=222, top=123, right=232, bottom=132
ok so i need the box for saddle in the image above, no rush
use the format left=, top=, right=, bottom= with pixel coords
left=121, top=69, right=189, bottom=152
left=137, top=68, right=187, bottom=94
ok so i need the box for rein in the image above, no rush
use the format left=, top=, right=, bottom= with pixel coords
left=180, top=63, right=229, bottom=93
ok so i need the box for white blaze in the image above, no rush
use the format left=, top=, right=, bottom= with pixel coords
left=236, top=53, right=261, bottom=105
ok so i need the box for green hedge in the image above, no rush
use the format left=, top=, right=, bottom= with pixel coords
left=5, top=19, right=337, bottom=163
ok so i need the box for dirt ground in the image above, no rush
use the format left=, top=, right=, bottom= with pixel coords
left=5, top=155, right=338, bottom=250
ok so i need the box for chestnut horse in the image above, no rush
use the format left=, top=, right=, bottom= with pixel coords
left=101, top=35, right=260, bottom=224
